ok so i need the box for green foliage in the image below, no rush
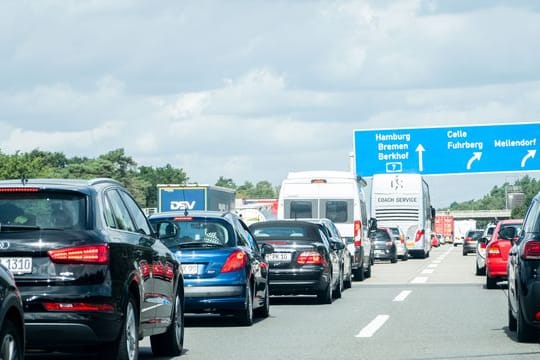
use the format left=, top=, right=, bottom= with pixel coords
left=449, top=175, right=540, bottom=218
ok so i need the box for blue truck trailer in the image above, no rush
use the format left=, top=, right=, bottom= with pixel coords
left=157, top=184, right=236, bottom=213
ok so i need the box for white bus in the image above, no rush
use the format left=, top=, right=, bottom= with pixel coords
left=370, top=173, right=435, bottom=259
left=277, top=171, right=374, bottom=280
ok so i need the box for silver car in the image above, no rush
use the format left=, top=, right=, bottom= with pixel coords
left=389, top=226, right=409, bottom=260
left=475, top=223, right=496, bottom=275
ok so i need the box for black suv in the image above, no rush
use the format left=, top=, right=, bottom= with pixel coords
left=0, top=178, right=184, bottom=359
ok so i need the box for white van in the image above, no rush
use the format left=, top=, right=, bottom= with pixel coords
left=277, top=171, right=374, bottom=280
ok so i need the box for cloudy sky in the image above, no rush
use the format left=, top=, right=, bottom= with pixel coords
left=1, top=0, right=540, bottom=208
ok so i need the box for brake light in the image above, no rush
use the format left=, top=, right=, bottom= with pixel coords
left=415, top=230, right=425, bottom=242
left=48, top=244, right=109, bottom=264
left=487, top=245, right=501, bottom=257
left=43, top=302, right=114, bottom=312
left=173, top=216, right=193, bottom=221
left=522, top=241, right=540, bottom=260
left=354, top=220, right=362, bottom=247
left=465, top=237, right=473, bottom=243
left=221, top=250, right=247, bottom=273
left=297, top=251, right=326, bottom=265
left=0, top=187, right=39, bottom=193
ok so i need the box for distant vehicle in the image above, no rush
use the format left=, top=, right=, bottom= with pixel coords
left=462, top=229, right=483, bottom=256
left=277, top=171, right=373, bottom=281
left=371, top=174, right=435, bottom=259
left=436, top=233, right=445, bottom=245
left=302, top=218, right=353, bottom=290
left=0, top=264, right=24, bottom=360
left=149, top=211, right=273, bottom=326
left=476, top=224, right=497, bottom=275
left=431, top=233, right=440, bottom=248
left=453, top=219, right=477, bottom=245
left=233, top=205, right=276, bottom=226
left=0, top=178, right=184, bottom=358
left=507, top=191, right=540, bottom=342
left=157, top=184, right=235, bottom=213
left=249, top=220, right=344, bottom=304
left=485, top=219, right=523, bottom=289
left=370, top=228, right=398, bottom=263
left=434, top=215, right=454, bottom=243
left=453, top=236, right=464, bottom=246
left=389, top=226, right=408, bottom=260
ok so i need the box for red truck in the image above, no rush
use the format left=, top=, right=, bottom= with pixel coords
left=434, top=215, right=454, bottom=243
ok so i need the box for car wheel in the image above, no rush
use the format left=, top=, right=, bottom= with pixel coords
left=486, top=275, right=498, bottom=289
left=317, top=280, right=333, bottom=304
left=390, top=252, right=398, bottom=263
left=364, top=261, right=372, bottom=278
left=475, top=262, right=485, bottom=276
left=508, top=298, right=517, bottom=331
left=517, top=297, right=538, bottom=342
left=344, top=266, right=352, bottom=289
left=333, top=270, right=343, bottom=299
left=237, top=283, right=254, bottom=326
left=150, top=292, right=184, bottom=356
left=102, top=296, right=139, bottom=360
left=353, top=260, right=365, bottom=281
left=401, top=252, right=408, bottom=261
left=462, top=250, right=467, bottom=256
left=0, top=319, right=23, bottom=360
left=255, top=282, right=270, bottom=318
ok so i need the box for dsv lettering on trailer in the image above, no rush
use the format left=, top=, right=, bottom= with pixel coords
left=170, top=201, right=196, bottom=210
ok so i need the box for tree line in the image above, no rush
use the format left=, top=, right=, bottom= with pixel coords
left=0, top=148, right=278, bottom=208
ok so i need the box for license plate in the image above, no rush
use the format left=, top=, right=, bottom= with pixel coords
left=407, top=241, right=415, bottom=247
left=266, top=252, right=291, bottom=262
left=181, top=264, right=200, bottom=275
left=0, top=257, right=32, bottom=274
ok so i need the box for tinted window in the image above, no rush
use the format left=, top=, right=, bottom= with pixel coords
left=290, top=201, right=313, bottom=218
left=0, top=192, right=85, bottom=229
left=523, top=199, right=540, bottom=233
left=105, top=190, right=136, bottom=232
left=324, top=200, right=348, bottom=223
left=252, top=226, right=307, bottom=238
left=118, top=190, right=152, bottom=235
left=370, top=229, right=391, bottom=241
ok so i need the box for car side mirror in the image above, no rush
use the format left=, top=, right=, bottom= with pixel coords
left=331, top=240, right=345, bottom=251
left=478, top=237, right=488, bottom=244
left=368, top=218, right=377, bottom=232
left=261, top=243, right=274, bottom=256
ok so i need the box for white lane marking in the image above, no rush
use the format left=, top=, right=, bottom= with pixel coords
left=355, top=315, right=390, bottom=338
left=411, top=277, right=428, bottom=284
left=393, top=290, right=412, bottom=302
left=428, top=263, right=438, bottom=268
left=421, top=269, right=434, bottom=274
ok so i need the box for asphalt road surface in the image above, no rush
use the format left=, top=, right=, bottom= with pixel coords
left=27, top=245, right=540, bottom=359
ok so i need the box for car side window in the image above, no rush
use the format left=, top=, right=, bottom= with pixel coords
left=118, top=190, right=152, bottom=236
left=523, top=199, right=540, bottom=234
left=103, top=194, right=118, bottom=229
left=105, top=190, right=136, bottom=232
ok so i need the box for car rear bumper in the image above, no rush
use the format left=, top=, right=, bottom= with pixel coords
left=374, top=248, right=395, bottom=260
left=268, top=268, right=329, bottom=295
left=521, top=276, right=540, bottom=328
left=24, top=311, right=122, bottom=348
left=463, top=244, right=477, bottom=253
left=486, top=260, right=508, bottom=278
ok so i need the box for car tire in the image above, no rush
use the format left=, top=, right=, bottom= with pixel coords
left=401, top=252, right=408, bottom=261
left=255, top=282, right=270, bottom=318
left=344, top=265, right=352, bottom=289
left=486, top=275, right=498, bottom=289
left=317, top=280, right=333, bottom=304
left=237, top=283, right=254, bottom=326
left=508, top=299, right=517, bottom=332
left=354, top=260, right=365, bottom=281
left=334, top=270, right=343, bottom=299
left=364, top=261, right=372, bottom=278
left=150, top=292, right=184, bottom=357
left=0, top=319, right=23, bottom=360
left=475, top=263, right=485, bottom=276
left=390, top=252, right=398, bottom=263
left=462, top=250, right=467, bottom=256
left=517, top=298, right=538, bottom=342
left=102, top=296, right=139, bottom=360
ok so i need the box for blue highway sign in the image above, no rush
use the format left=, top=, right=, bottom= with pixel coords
left=353, top=122, right=540, bottom=177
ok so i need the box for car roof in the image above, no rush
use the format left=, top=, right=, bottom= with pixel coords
left=0, top=178, right=122, bottom=192
left=149, top=210, right=234, bottom=220
left=249, top=219, right=321, bottom=229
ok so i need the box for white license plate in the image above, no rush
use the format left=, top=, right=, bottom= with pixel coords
left=181, top=264, right=200, bottom=275
left=266, top=253, right=292, bottom=262
left=0, top=257, right=32, bottom=274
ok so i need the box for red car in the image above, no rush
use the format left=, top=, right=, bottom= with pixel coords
left=431, top=233, right=440, bottom=247
left=485, top=219, right=523, bottom=289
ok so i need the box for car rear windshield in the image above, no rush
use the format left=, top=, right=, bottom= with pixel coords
left=0, top=191, right=86, bottom=230
left=251, top=225, right=319, bottom=241
left=370, top=229, right=391, bottom=241
left=152, top=218, right=234, bottom=247
left=466, top=231, right=483, bottom=239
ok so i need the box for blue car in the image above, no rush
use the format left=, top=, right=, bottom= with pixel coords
left=149, top=211, right=273, bottom=326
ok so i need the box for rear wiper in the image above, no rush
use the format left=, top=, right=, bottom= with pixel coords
left=176, top=242, right=222, bottom=248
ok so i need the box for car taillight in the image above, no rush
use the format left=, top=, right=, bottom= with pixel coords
left=354, top=220, right=362, bottom=247
left=386, top=241, right=393, bottom=247
left=465, top=237, right=472, bottom=243
left=297, top=251, right=326, bottom=265
left=48, top=244, right=109, bottom=264
left=480, top=243, right=487, bottom=249
left=415, top=230, right=425, bottom=242
left=221, top=250, right=247, bottom=273
left=0, top=187, right=39, bottom=193
left=487, top=245, right=501, bottom=257
left=43, top=302, right=114, bottom=312
left=522, top=241, right=540, bottom=260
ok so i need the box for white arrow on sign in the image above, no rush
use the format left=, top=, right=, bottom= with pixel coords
left=466, top=152, right=482, bottom=170
left=521, top=149, right=537, bottom=168
left=416, top=144, right=425, bottom=172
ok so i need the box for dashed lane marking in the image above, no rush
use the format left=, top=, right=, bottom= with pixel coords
left=355, top=315, right=390, bottom=338
left=393, top=290, right=412, bottom=302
